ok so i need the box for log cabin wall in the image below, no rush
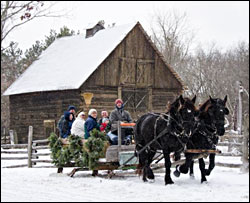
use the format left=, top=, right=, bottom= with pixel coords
left=9, top=90, right=81, bottom=143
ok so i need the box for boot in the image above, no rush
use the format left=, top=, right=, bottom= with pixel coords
left=92, top=170, right=98, bottom=176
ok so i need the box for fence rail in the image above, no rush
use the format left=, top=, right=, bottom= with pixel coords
left=1, top=126, right=51, bottom=168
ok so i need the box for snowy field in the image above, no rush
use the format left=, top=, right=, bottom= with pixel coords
left=1, top=148, right=249, bottom=202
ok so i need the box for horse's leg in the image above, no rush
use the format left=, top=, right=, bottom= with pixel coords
left=139, top=150, right=149, bottom=182
left=205, top=154, right=215, bottom=176
left=198, top=158, right=207, bottom=183
left=136, top=144, right=148, bottom=182
left=173, top=152, right=181, bottom=177
left=175, top=154, right=193, bottom=176
left=145, top=150, right=156, bottom=181
left=189, top=160, right=195, bottom=179
left=163, top=149, right=174, bottom=185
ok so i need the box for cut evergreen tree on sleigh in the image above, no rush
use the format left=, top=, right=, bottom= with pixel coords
left=49, top=129, right=110, bottom=169
left=48, top=125, right=141, bottom=177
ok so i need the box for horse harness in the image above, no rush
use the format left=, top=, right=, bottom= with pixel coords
left=142, top=112, right=190, bottom=154
left=188, top=120, right=218, bottom=149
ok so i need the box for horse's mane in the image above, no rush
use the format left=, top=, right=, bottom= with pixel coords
left=199, top=99, right=212, bottom=112
left=166, top=97, right=180, bottom=113
left=166, top=97, right=197, bottom=113
left=165, top=101, right=172, bottom=113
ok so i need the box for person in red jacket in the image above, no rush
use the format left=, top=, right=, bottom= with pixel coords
left=98, top=111, right=110, bottom=132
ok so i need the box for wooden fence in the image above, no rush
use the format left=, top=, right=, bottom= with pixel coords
left=1, top=127, right=10, bottom=144
left=1, top=126, right=52, bottom=168
left=1, top=126, right=249, bottom=170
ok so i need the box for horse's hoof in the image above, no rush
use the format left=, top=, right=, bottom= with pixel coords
left=190, top=174, right=195, bottom=179
left=148, top=179, right=155, bottom=183
left=92, top=170, right=98, bottom=177
left=173, top=170, right=180, bottom=177
left=201, top=180, right=208, bottom=184
left=165, top=181, right=174, bottom=185
left=205, top=169, right=211, bottom=176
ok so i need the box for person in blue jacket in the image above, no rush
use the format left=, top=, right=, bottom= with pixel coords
left=61, top=111, right=74, bottom=139
left=84, top=108, right=100, bottom=176
left=84, top=109, right=100, bottom=139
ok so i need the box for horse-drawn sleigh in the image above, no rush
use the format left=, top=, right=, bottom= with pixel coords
left=49, top=95, right=229, bottom=184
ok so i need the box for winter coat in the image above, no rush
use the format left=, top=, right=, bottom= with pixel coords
left=71, top=114, right=85, bottom=138
left=98, top=117, right=109, bottom=125
left=57, top=112, right=75, bottom=137
left=84, top=115, right=100, bottom=139
left=109, top=107, right=132, bottom=135
left=61, top=111, right=74, bottom=139
left=110, top=107, right=132, bottom=124
left=98, top=117, right=111, bottom=133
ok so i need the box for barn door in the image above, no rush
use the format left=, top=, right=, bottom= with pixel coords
left=119, top=58, right=154, bottom=119
left=119, top=58, right=136, bottom=85
left=122, top=88, right=149, bottom=119
left=136, top=59, right=154, bottom=87
left=119, top=58, right=154, bottom=87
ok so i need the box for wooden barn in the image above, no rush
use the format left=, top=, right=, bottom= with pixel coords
left=4, top=21, right=186, bottom=143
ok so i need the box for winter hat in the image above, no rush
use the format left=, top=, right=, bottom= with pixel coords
left=68, top=105, right=76, bottom=111
left=64, top=111, right=73, bottom=120
left=88, top=109, right=97, bottom=115
left=77, top=111, right=85, bottom=118
left=115, top=99, right=123, bottom=105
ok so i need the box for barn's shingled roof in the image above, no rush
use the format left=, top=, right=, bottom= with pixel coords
left=4, top=22, right=186, bottom=96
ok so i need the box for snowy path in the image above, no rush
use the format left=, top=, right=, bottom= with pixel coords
left=1, top=163, right=249, bottom=202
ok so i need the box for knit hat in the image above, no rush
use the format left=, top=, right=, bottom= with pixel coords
left=88, top=108, right=97, bottom=115
left=115, top=99, right=123, bottom=105
left=77, top=111, right=85, bottom=118
left=68, top=105, right=76, bottom=111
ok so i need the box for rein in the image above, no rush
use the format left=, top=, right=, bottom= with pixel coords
left=149, top=111, right=189, bottom=152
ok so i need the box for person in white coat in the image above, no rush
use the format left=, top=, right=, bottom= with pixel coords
left=71, top=111, right=86, bottom=138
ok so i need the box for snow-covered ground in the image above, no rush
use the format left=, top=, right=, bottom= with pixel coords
left=1, top=148, right=249, bottom=202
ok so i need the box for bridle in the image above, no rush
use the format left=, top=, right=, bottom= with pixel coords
left=188, top=102, right=227, bottom=149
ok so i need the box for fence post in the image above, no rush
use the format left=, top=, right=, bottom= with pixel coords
left=14, top=130, right=18, bottom=144
left=9, top=130, right=18, bottom=144
left=241, top=114, right=249, bottom=172
left=9, top=130, right=14, bottom=145
left=27, top=126, right=33, bottom=168
left=236, top=81, right=243, bottom=134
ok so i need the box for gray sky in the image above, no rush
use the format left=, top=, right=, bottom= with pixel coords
left=4, top=1, right=249, bottom=52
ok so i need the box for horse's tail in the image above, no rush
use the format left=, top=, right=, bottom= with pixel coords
left=135, top=163, right=143, bottom=177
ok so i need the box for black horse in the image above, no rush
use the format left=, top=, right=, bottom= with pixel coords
left=134, top=95, right=197, bottom=185
left=174, top=95, right=229, bottom=183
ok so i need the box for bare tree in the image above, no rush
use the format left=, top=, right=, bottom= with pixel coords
left=149, top=9, right=195, bottom=71
left=148, top=9, right=249, bottom=129
left=1, top=1, right=63, bottom=51
left=182, top=42, right=249, bottom=128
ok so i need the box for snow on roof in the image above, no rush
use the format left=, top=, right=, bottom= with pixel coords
left=4, top=22, right=137, bottom=96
